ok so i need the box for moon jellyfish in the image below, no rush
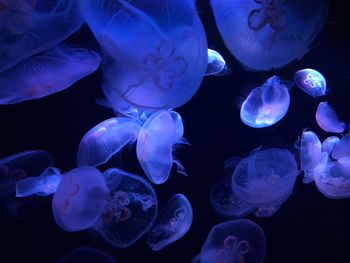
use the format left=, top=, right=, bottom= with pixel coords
left=137, top=110, right=187, bottom=184
left=331, top=134, right=350, bottom=160
left=0, top=0, right=83, bottom=72
left=322, top=136, right=340, bottom=155
left=0, top=45, right=101, bottom=104
left=77, top=117, right=141, bottom=167
left=200, top=219, right=266, bottom=263
left=80, top=0, right=208, bottom=110
left=294, top=68, right=327, bottom=98
left=316, top=102, right=346, bottom=133
left=52, top=167, right=109, bottom=232
left=93, top=168, right=157, bottom=247
left=211, top=0, right=329, bottom=71
left=16, top=167, right=61, bottom=197
left=240, top=76, right=290, bottom=128
left=57, top=246, right=116, bottom=263
left=205, top=49, right=226, bottom=76
left=148, top=193, right=193, bottom=251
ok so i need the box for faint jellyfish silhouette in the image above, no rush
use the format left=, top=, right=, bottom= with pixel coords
left=80, top=0, right=208, bottom=110
left=240, top=76, right=290, bottom=128
left=137, top=110, right=187, bottom=184
left=316, top=102, right=346, bottom=133
left=211, top=0, right=329, bottom=71
left=331, top=133, right=350, bottom=160
left=52, top=166, right=109, bottom=232
left=253, top=205, right=281, bottom=218
left=148, top=193, right=193, bottom=251
left=205, top=49, right=226, bottom=76
left=191, top=254, right=201, bottom=263
left=56, top=246, right=116, bottom=263
left=200, top=219, right=266, bottom=263
left=0, top=45, right=101, bottom=104
left=93, top=168, right=158, bottom=247
left=322, top=136, right=340, bottom=155
left=294, top=69, right=327, bottom=97
left=77, top=117, right=141, bottom=167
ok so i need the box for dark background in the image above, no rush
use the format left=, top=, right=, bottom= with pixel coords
left=0, top=1, right=350, bottom=262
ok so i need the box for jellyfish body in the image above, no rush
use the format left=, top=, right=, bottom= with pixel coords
left=322, top=136, right=340, bottom=155
left=205, top=49, right=226, bottom=76
left=211, top=0, right=329, bottom=71
left=331, top=134, right=350, bottom=160
left=200, top=219, right=266, bottom=263
left=80, top=0, right=208, bottom=111
left=240, top=76, right=290, bottom=128
left=57, top=246, right=116, bottom=263
left=316, top=102, right=346, bottom=133
left=148, top=193, right=193, bottom=251
left=77, top=117, right=141, bottom=167
left=137, top=110, right=186, bottom=184
left=294, top=68, right=327, bottom=97
left=52, top=167, right=109, bottom=232
left=93, top=168, right=158, bottom=247
left=0, top=45, right=100, bottom=104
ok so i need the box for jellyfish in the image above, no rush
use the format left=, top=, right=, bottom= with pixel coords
left=322, top=136, right=340, bottom=155
left=294, top=68, right=327, bottom=98
left=93, top=168, right=158, bottom=247
left=0, top=45, right=101, bottom=104
left=52, top=166, right=109, bottom=232
left=80, top=0, right=208, bottom=110
left=331, top=133, right=350, bottom=160
left=148, top=193, right=193, bottom=251
left=205, top=49, right=226, bottom=76
left=57, top=246, right=116, bottom=263
left=136, top=110, right=187, bottom=184
left=77, top=117, right=141, bottom=167
left=252, top=205, right=281, bottom=218
left=200, top=219, right=266, bottom=263
left=316, top=102, right=346, bottom=133
left=0, top=0, right=83, bottom=72
left=240, top=76, right=290, bottom=128
left=211, top=0, right=329, bottom=71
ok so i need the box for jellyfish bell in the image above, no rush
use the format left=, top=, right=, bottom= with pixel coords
left=322, top=136, right=340, bottom=156
left=205, top=49, right=226, bottom=76
left=316, top=102, right=346, bottom=133
left=294, top=68, right=327, bottom=98
left=331, top=133, right=350, bottom=160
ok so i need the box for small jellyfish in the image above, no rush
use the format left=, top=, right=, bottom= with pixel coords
left=77, top=117, right=141, bottom=167
left=0, top=45, right=101, bottom=104
left=331, top=133, right=350, bottom=160
left=205, top=49, right=226, bottom=76
left=316, top=102, right=346, bottom=133
left=240, top=76, right=290, bottom=128
left=148, top=193, right=193, bottom=251
left=322, top=136, right=340, bottom=155
left=57, top=246, right=116, bottom=263
left=52, top=167, right=109, bottom=232
left=211, top=0, right=329, bottom=71
left=200, top=219, right=266, bottom=263
left=137, top=110, right=187, bottom=184
left=294, top=69, right=327, bottom=97
left=93, top=168, right=158, bottom=247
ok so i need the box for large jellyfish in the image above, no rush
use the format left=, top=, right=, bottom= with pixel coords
left=205, top=49, right=226, bottom=76
left=57, top=246, right=117, bottom=263
left=148, top=193, right=193, bottom=251
left=137, top=110, right=187, bottom=184
left=211, top=0, right=329, bottom=71
left=294, top=68, right=327, bottom=98
left=93, top=168, right=158, bottom=247
left=0, top=45, right=101, bottom=104
left=52, top=167, right=109, bottom=232
left=200, top=219, right=266, bottom=263
left=80, top=0, right=208, bottom=111
left=0, top=0, right=83, bottom=72
left=316, top=102, right=346, bottom=133
left=77, top=117, right=141, bottom=167
left=240, top=76, right=290, bottom=128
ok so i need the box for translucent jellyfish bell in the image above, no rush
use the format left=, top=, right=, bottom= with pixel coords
left=93, top=168, right=158, bottom=248
left=148, top=193, right=193, bottom=251
left=52, top=167, right=109, bottom=232
left=240, top=76, right=290, bottom=128
left=211, top=0, right=329, bottom=71
left=77, top=117, right=141, bottom=167
left=294, top=69, right=327, bottom=97
left=205, top=49, right=226, bottom=76
left=316, top=102, right=346, bottom=133
left=200, top=219, right=266, bottom=263
left=331, top=134, right=350, bottom=160
left=57, top=246, right=117, bottom=263
left=322, top=136, right=340, bottom=155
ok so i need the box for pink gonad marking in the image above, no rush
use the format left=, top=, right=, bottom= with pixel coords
left=62, top=184, right=80, bottom=212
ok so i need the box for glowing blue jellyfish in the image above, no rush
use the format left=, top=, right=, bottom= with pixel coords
left=211, top=0, right=329, bottom=71
left=57, top=246, right=116, bottom=263
left=52, top=167, right=109, bottom=232
left=77, top=117, right=141, bottom=167
left=322, top=136, right=340, bottom=155
left=294, top=68, right=327, bottom=98
left=137, top=110, right=187, bottom=184
left=331, top=134, right=350, bottom=160
left=240, top=76, right=290, bottom=128
left=93, top=168, right=158, bottom=248
left=205, top=49, right=226, bottom=76
left=148, top=193, right=193, bottom=251
left=200, top=219, right=266, bottom=263
left=0, top=0, right=83, bottom=73
left=316, top=102, right=346, bottom=133
left=80, top=0, right=208, bottom=110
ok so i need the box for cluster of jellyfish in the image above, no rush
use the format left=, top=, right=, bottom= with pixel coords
left=0, top=0, right=336, bottom=262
